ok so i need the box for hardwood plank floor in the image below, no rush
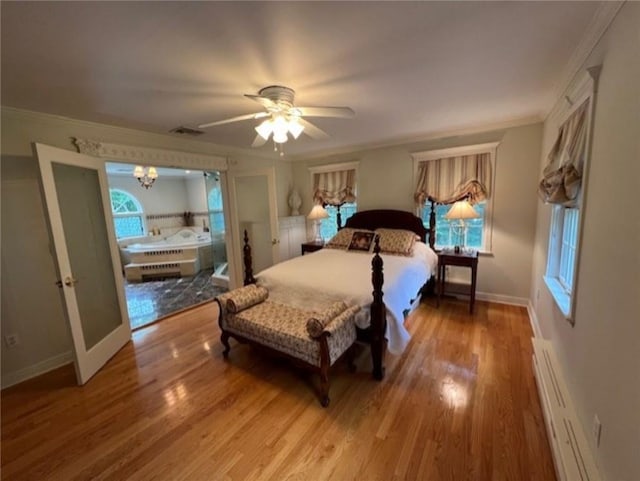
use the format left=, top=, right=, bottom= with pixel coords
left=1, top=298, right=556, bottom=481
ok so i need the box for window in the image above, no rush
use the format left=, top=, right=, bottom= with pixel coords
left=539, top=81, right=593, bottom=321
left=544, top=207, right=580, bottom=316
left=110, top=189, right=145, bottom=239
left=413, top=142, right=498, bottom=252
left=320, top=202, right=357, bottom=240
left=207, top=186, right=225, bottom=233
left=421, top=200, right=486, bottom=250
left=309, top=161, right=359, bottom=242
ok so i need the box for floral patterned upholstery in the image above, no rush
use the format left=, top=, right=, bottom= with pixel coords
left=225, top=285, right=269, bottom=313
left=375, top=228, right=417, bottom=256
left=306, top=301, right=348, bottom=338
left=219, top=297, right=358, bottom=367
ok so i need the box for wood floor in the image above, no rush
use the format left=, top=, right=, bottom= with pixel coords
left=1, top=298, right=556, bottom=481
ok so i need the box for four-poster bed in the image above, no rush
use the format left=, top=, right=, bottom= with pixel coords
left=240, top=207, right=437, bottom=380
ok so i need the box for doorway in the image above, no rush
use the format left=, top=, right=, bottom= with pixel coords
left=105, top=163, right=229, bottom=329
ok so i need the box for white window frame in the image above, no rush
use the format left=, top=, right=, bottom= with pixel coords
left=308, top=161, right=359, bottom=239
left=411, top=142, right=499, bottom=253
left=207, top=184, right=226, bottom=233
left=543, top=68, right=598, bottom=323
left=109, top=188, right=146, bottom=239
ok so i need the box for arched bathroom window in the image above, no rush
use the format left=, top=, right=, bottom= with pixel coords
left=207, top=185, right=225, bottom=233
left=110, top=189, right=145, bottom=239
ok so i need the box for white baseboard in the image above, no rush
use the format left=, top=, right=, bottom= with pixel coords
left=527, top=301, right=543, bottom=338
left=1, top=351, right=73, bottom=389
left=475, top=291, right=528, bottom=307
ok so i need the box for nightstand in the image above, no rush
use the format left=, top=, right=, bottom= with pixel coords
left=437, top=250, right=479, bottom=314
left=301, top=241, right=324, bottom=255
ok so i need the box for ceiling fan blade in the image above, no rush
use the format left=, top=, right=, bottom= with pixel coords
left=198, top=112, right=268, bottom=129
left=298, top=118, right=330, bottom=140
left=244, top=94, right=277, bottom=110
left=296, top=106, right=355, bottom=119
left=251, top=134, right=268, bottom=148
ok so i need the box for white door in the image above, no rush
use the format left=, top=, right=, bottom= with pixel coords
left=228, top=168, right=279, bottom=287
left=35, top=143, right=131, bottom=384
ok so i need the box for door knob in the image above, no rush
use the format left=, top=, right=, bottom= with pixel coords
left=272, top=239, right=278, bottom=245
left=64, top=276, right=78, bottom=287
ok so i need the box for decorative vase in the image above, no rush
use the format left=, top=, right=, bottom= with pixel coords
left=288, top=189, right=302, bottom=216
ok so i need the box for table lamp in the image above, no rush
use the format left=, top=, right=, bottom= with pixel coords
left=444, top=200, right=480, bottom=253
left=307, top=205, right=329, bottom=243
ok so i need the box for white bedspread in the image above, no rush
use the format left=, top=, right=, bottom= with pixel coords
left=256, top=242, right=438, bottom=355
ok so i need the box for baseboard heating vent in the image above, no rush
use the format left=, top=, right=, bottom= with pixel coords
left=532, top=338, right=601, bottom=481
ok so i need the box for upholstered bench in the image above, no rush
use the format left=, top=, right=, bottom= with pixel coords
left=215, top=284, right=359, bottom=407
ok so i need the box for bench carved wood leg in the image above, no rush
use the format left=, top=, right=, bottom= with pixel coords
left=319, top=335, right=331, bottom=407
left=371, top=236, right=386, bottom=380
left=221, top=331, right=231, bottom=358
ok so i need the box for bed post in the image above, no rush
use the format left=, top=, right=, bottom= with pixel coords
left=243, top=229, right=256, bottom=286
left=370, top=235, right=386, bottom=380
left=336, top=204, right=343, bottom=231
left=427, top=197, right=436, bottom=250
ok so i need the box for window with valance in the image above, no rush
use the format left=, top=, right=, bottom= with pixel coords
left=541, top=71, right=595, bottom=322
left=309, top=162, right=358, bottom=239
left=412, top=143, right=497, bottom=251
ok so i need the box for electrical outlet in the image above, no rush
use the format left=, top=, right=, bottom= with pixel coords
left=4, top=333, right=20, bottom=349
left=592, top=414, right=602, bottom=447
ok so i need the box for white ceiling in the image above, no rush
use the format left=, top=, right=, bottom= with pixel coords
left=1, top=2, right=601, bottom=157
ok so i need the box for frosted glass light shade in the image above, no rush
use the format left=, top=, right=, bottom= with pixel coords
left=147, top=167, right=158, bottom=179
left=444, top=200, right=480, bottom=220
left=288, top=119, right=304, bottom=139
left=255, top=120, right=273, bottom=140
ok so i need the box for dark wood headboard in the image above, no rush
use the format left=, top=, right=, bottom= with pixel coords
left=343, top=209, right=434, bottom=248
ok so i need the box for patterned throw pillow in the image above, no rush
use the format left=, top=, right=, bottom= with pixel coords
left=306, top=301, right=348, bottom=338
left=347, top=231, right=375, bottom=252
left=226, top=285, right=269, bottom=313
left=375, top=228, right=417, bottom=256
left=325, top=228, right=374, bottom=249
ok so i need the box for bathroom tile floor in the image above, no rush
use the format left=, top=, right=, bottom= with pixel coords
left=124, top=268, right=228, bottom=330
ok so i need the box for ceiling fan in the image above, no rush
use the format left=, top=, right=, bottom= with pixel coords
left=197, top=85, right=355, bottom=153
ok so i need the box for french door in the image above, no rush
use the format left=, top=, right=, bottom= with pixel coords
left=35, top=143, right=131, bottom=384
left=228, top=168, right=279, bottom=287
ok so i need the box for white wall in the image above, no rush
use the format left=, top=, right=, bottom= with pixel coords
left=292, top=122, right=543, bottom=302
left=529, top=3, right=640, bottom=479
left=108, top=175, right=190, bottom=215
left=0, top=107, right=293, bottom=387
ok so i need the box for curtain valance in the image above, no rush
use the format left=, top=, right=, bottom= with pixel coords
left=414, top=152, right=492, bottom=206
left=538, top=100, right=589, bottom=207
left=313, top=169, right=356, bottom=206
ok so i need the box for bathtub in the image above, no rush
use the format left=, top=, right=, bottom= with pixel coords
left=125, top=229, right=212, bottom=252
left=122, top=229, right=224, bottom=282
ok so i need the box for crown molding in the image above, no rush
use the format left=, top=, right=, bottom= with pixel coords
left=548, top=1, right=623, bottom=117
left=0, top=106, right=278, bottom=161
left=73, top=138, right=228, bottom=171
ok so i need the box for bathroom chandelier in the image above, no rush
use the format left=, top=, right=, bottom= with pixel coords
left=133, top=165, right=158, bottom=189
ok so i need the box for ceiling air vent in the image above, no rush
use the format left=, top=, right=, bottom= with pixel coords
left=169, top=126, right=204, bottom=136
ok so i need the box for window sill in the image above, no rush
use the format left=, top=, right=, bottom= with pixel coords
left=543, top=275, right=573, bottom=321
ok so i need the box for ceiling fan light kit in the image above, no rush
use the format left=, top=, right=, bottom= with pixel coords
left=198, top=85, right=355, bottom=155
